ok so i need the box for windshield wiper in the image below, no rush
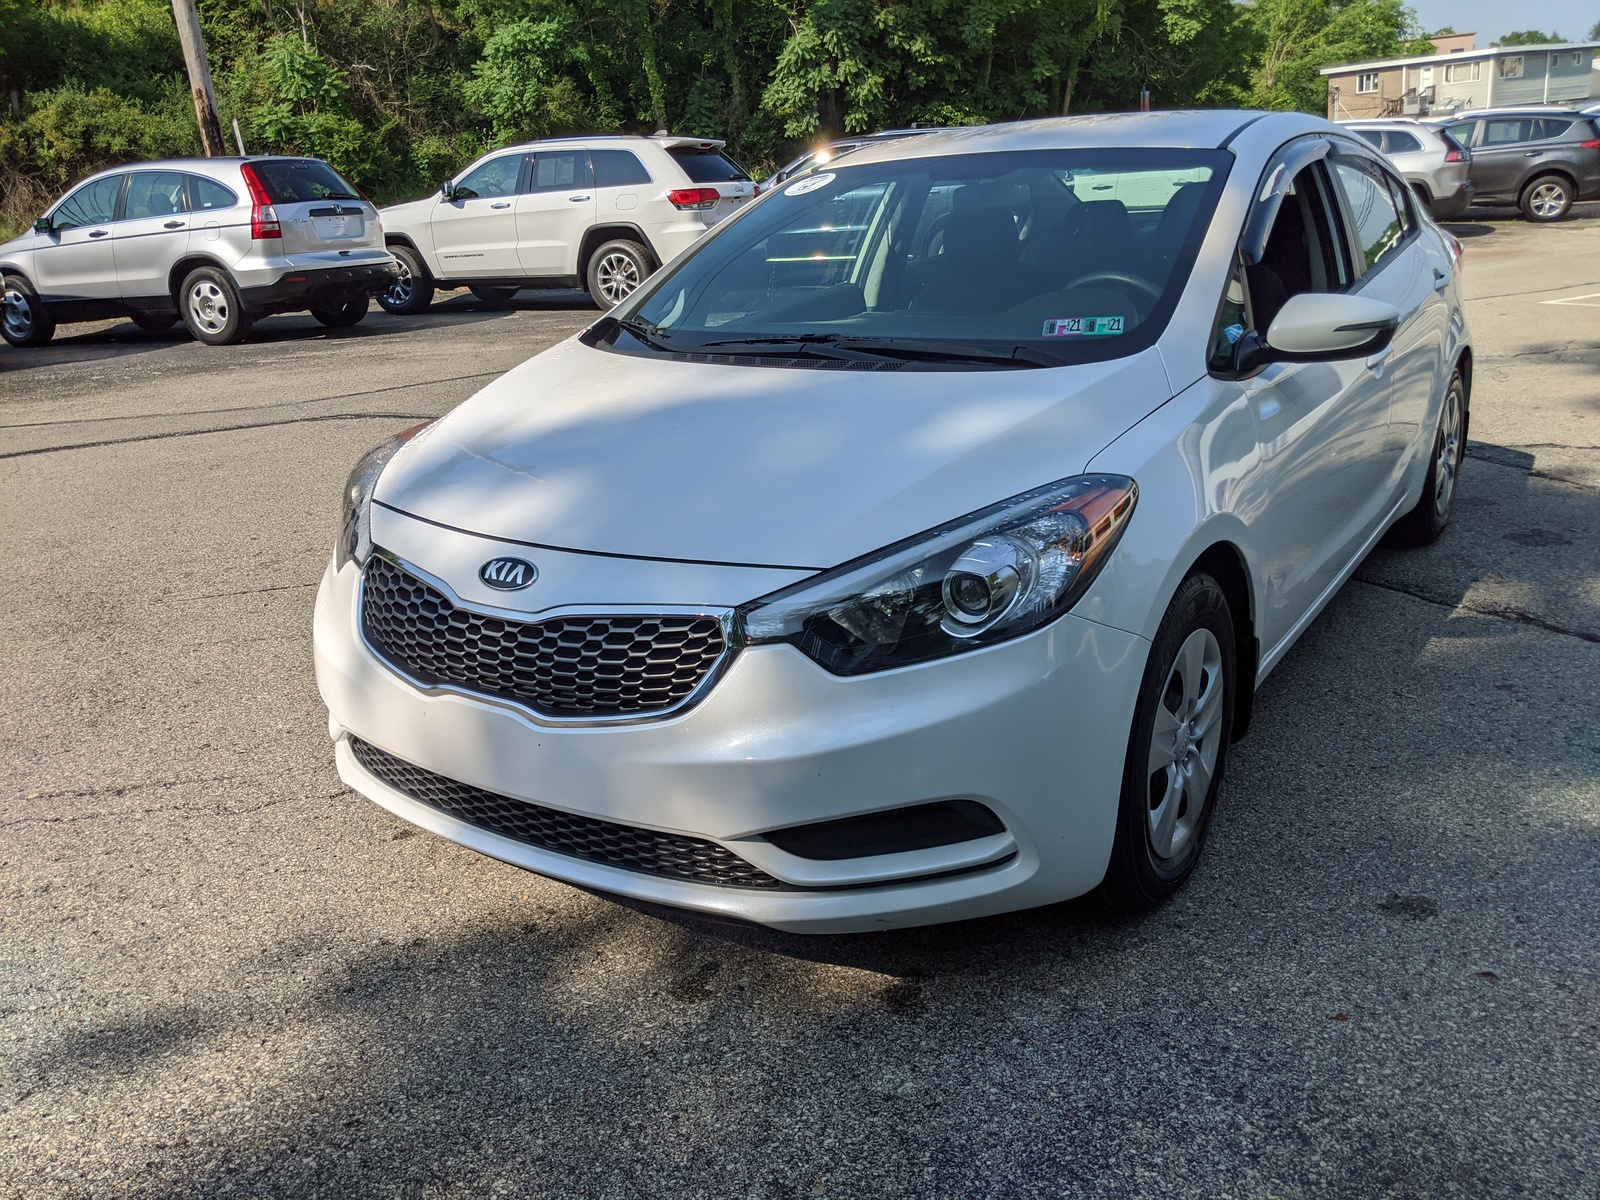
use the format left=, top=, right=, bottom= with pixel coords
left=694, top=334, right=1057, bottom=368
left=614, top=317, right=679, bottom=353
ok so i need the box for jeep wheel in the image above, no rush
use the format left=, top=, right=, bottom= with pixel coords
left=585, top=240, right=653, bottom=309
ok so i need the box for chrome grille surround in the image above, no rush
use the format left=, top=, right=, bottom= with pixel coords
left=350, top=737, right=784, bottom=889
left=359, top=551, right=734, bottom=725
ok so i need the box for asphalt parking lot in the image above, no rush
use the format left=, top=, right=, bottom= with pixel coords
left=3, top=204, right=1598, bottom=1199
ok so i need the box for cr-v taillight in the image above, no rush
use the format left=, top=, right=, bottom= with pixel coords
left=239, top=163, right=282, bottom=240
left=667, top=187, right=720, bottom=210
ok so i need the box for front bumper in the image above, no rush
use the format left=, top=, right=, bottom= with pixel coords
left=239, top=261, right=399, bottom=313
left=312, top=529, right=1149, bottom=933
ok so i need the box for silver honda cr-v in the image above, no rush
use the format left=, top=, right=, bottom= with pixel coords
left=0, top=156, right=397, bottom=347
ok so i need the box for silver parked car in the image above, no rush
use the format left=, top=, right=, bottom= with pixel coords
left=0, top=156, right=397, bottom=347
left=1341, top=119, right=1473, bottom=219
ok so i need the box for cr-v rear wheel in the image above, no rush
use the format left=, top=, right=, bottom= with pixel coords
left=179, top=267, right=253, bottom=345
left=585, top=239, right=652, bottom=309
left=2, top=274, right=56, bottom=347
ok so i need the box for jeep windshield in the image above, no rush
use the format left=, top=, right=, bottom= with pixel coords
left=610, top=148, right=1230, bottom=368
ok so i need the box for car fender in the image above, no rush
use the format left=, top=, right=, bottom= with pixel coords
left=1077, top=375, right=1268, bottom=670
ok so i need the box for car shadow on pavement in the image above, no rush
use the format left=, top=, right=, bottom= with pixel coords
left=10, top=442, right=1600, bottom=1198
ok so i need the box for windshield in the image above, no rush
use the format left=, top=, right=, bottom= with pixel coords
left=619, top=148, right=1230, bottom=368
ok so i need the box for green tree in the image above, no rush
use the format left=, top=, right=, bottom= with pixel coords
left=1497, top=30, right=1562, bottom=46
left=1244, top=0, right=1431, bottom=113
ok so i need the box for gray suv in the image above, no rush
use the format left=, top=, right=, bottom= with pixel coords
left=0, top=156, right=397, bottom=347
left=1432, top=109, right=1600, bottom=221
left=1341, top=120, right=1474, bottom=219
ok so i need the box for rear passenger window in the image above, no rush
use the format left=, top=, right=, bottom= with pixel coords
left=591, top=149, right=652, bottom=187
left=190, top=176, right=238, bottom=211
left=1355, top=129, right=1384, bottom=149
left=1385, top=131, right=1423, bottom=154
left=124, top=171, right=191, bottom=220
left=1533, top=119, right=1572, bottom=141
left=668, top=149, right=750, bottom=183
left=1328, top=157, right=1404, bottom=274
left=529, top=151, right=590, bottom=192
left=1481, top=119, right=1534, bottom=146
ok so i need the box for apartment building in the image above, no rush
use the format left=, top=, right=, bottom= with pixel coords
left=1323, top=39, right=1599, bottom=119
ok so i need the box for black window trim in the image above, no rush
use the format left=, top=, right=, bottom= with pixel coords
left=1325, top=137, right=1419, bottom=291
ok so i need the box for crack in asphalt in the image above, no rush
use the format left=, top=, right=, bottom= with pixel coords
left=164, top=581, right=320, bottom=602
left=1354, top=576, right=1600, bottom=644
left=0, top=412, right=436, bottom=460
left=0, top=370, right=501, bottom=431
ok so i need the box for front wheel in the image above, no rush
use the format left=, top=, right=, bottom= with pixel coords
left=377, top=245, right=435, bottom=315
left=178, top=267, right=253, bottom=346
left=2, top=275, right=56, bottom=347
left=1390, top=369, right=1466, bottom=546
left=585, top=239, right=653, bottom=309
left=1520, top=175, right=1573, bottom=222
left=310, top=298, right=370, bottom=328
left=1100, top=574, right=1237, bottom=914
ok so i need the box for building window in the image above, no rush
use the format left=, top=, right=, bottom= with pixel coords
left=1444, top=61, right=1481, bottom=83
left=1498, top=56, right=1524, bottom=79
left=1357, top=72, right=1380, bottom=94
left=1574, top=53, right=1585, bottom=66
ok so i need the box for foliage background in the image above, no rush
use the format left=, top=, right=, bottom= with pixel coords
left=0, top=0, right=1437, bottom=239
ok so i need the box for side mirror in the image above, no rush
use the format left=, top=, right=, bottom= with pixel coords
left=440, top=180, right=457, bottom=200
left=33, top=216, right=52, bottom=234
left=1235, top=293, right=1401, bottom=373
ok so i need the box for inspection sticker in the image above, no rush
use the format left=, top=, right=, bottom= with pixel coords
left=1042, top=316, right=1124, bottom=337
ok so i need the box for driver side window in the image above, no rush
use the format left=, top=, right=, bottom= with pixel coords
left=1210, top=160, right=1352, bottom=371
left=454, top=155, right=524, bottom=199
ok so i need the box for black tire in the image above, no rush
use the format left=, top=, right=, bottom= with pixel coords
left=377, top=244, right=434, bottom=315
left=585, top=239, right=653, bottom=309
left=178, top=266, right=253, bottom=346
left=1520, top=174, right=1573, bottom=222
left=2, top=274, right=56, bottom=348
left=1100, top=574, right=1237, bottom=915
left=310, top=298, right=370, bottom=328
left=130, top=311, right=177, bottom=333
left=469, top=286, right=519, bottom=304
left=1390, top=368, right=1466, bottom=546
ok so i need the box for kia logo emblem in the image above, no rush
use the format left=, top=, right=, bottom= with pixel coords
left=479, top=557, right=538, bottom=590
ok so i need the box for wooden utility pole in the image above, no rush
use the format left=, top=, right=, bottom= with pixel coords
left=171, top=0, right=227, bottom=156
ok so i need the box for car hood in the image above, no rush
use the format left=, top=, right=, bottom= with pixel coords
left=379, top=195, right=435, bottom=222
left=375, top=338, right=1174, bottom=570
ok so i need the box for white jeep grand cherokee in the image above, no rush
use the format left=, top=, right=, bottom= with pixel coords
left=376, top=134, right=755, bottom=312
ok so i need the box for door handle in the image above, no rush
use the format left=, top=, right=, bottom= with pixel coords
left=1523, top=150, right=1542, bottom=157
left=163, top=220, right=186, bottom=229
left=1432, top=269, right=1449, bottom=292
left=490, top=202, right=511, bottom=210
left=88, top=229, right=109, bottom=238
left=568, top=194, right=591, bottom=202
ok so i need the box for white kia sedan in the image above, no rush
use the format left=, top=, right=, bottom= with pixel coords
left=314, top=111, right=1470, bottom=933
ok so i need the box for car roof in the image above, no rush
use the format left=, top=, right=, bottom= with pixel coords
left=484, top=134, right=727, bottom=155
left=1437, top=107, right=1589, bottom=118
left=831, top=110, right=1323, bottom=168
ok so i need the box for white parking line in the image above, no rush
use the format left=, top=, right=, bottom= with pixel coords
left=1539, top=292, right=1600, bottom=307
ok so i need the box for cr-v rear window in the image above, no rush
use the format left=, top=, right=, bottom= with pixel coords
left=668, top=149, right=751, bottom=183
left=250, top=158, right=361, bottom=202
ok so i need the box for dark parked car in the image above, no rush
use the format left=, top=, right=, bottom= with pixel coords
left=1432, top=108, right=1600, bottom=221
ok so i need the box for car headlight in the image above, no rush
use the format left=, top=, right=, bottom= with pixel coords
left=739, top=475, right=1137, bottom=675
left=335, top=421, right=434, bottom=570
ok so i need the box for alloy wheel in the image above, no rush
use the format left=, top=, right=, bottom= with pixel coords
left=1528, top=182, right=1567, bottom=220
left=3, top=286, right=34, bottom=340
left=1434, top=376, right=1464, bottom=518
left=384, top=260, right=414, bottom=308
left=1146, top=627, right=1225, bottom=861
left=595, top=252, right=641, bottom=305
left=187, top=280, right=230, bottom=336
